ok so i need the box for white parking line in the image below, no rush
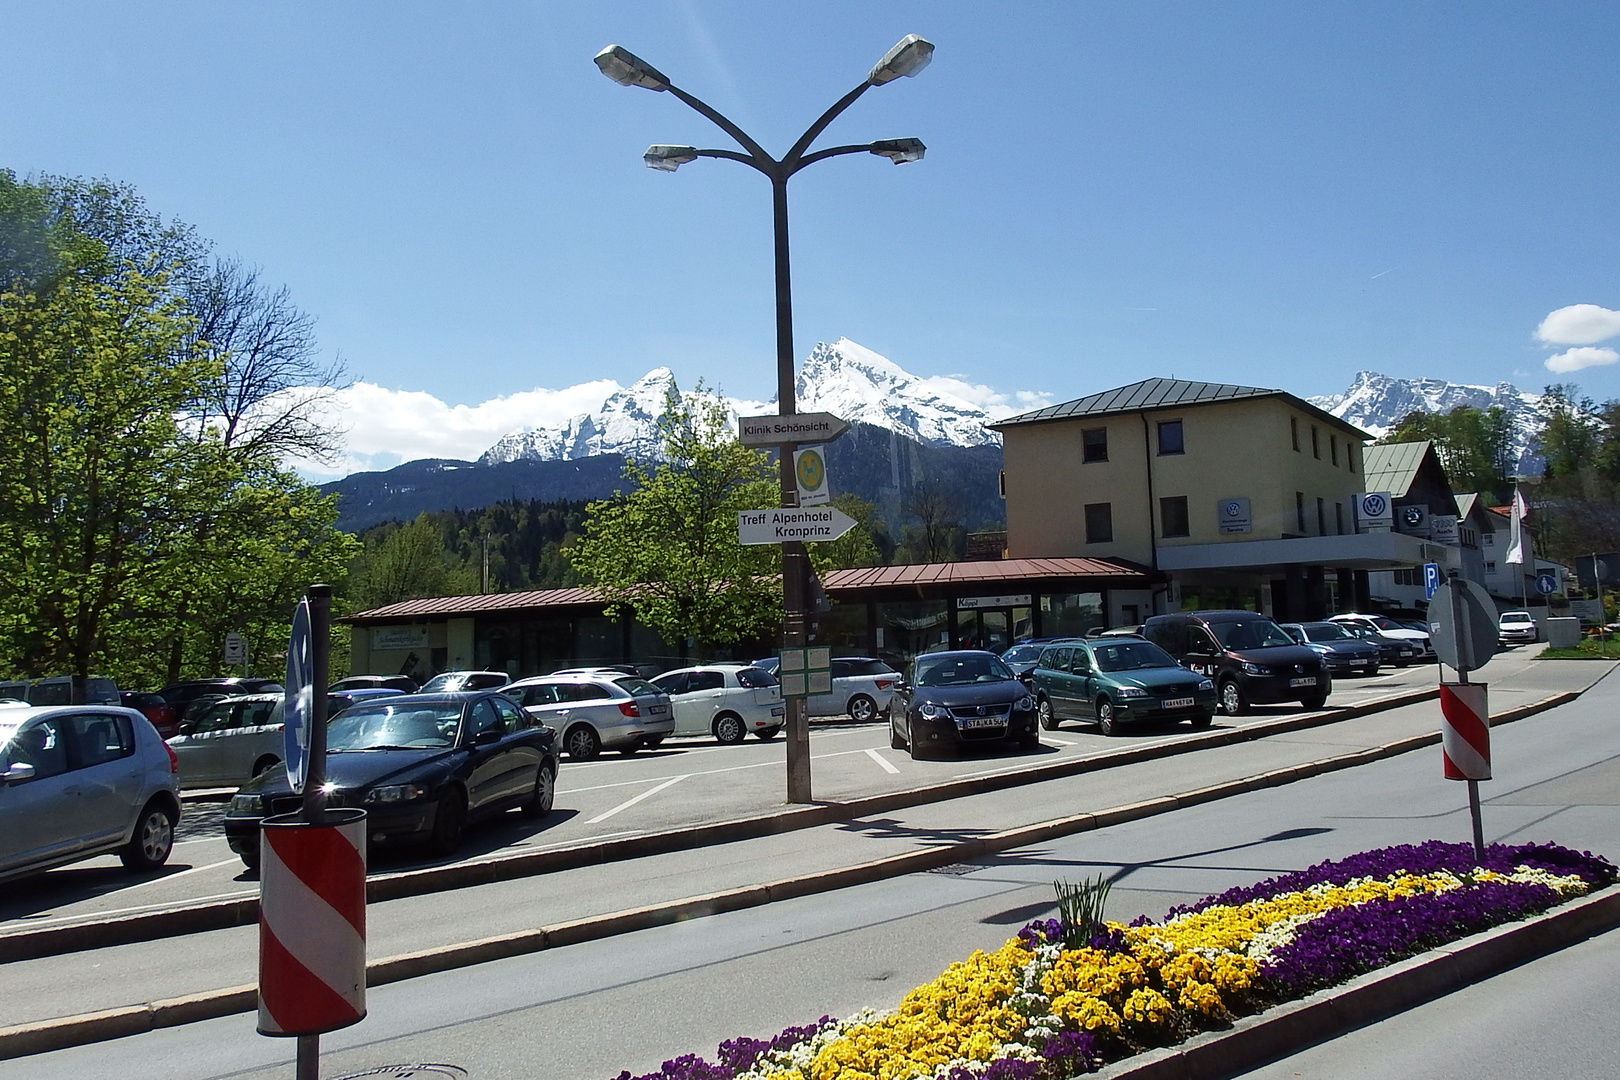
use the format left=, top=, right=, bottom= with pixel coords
left=1039, top=734, right=1078, bottom=746
left=586, top=775, right=688, bottom=824
left=863, top=748, right=901, bottom=775
left=111, top=857, right=243, bottom=894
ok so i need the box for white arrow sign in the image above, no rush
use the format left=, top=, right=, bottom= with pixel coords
left=738, top=506, right=857, bottom=545
left=738, top=412, right=849, bottom=447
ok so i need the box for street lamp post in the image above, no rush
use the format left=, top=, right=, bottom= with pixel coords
left=596, top=36, right=932, bottom=803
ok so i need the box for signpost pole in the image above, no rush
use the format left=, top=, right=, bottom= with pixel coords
left=1447, top=578, right=1486, bottom=860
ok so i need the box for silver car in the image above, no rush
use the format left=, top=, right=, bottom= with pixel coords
left=650, top=664, right=786, bottom=743
left=502, top=674, right=674, bottom=760
left=753, top=655, right=902, bottom=721
left=166, top=693, right=286, bottom=789
left=0, top=703, right=182, bottom=882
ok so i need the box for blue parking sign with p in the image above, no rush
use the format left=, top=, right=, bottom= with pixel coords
left=1423, top=563, right=1442, bottom=600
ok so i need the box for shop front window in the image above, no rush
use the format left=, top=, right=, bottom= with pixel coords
left=1041, top=593, right=1104, bottom=637
left=875, top=601, right=948, bottom=672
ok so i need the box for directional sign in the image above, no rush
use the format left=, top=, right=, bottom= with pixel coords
left=1423, top=563, right=1443, bottom=600
left=1429, top=578, right=1498, bottom=674
left=738, top=506, right=857, bottom=545
left=738, top=412, right=849, bottom=447
left=223, top=631, right=248, bottom=666
left=283, top=599, right=314, bottom=794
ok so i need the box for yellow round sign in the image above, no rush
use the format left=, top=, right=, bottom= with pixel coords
left=795, top=448, right=826, bottom=492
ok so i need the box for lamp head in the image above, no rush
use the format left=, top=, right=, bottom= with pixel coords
left=869, top=138, right=926, bottom=164
left=868, top=35, right=934, bottom=85
left=644, top=145, right=700, bottom=172
left=594, top=45, right=671, bottom=91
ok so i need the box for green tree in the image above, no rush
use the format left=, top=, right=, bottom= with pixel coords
left=567, top=386, right=779, bottom=660
left=350, top=515, right=480, bottom=610
left=1380, top=405, right=1513, bottom=501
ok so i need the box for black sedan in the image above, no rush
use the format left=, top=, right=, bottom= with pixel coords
left=1280, top=622, right=1383, bottom=676
left=889, top=650, right=1040, bottom=760
left=223, top=691, right=558, bottom=868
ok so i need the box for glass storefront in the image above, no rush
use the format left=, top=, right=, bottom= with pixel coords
left=1041, top=592, right=1105, bottom=637
left=874, top=600, right=949, bottom=670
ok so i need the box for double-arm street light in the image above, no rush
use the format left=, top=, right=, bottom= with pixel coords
left=595, top=35, right=933, bottom=803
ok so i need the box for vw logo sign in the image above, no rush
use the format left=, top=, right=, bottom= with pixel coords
left=1224, top=501, right=1242, bottom=517
left=1362, top=494, right=1388, bottom=517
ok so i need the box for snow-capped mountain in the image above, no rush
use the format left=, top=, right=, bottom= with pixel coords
left=479, top=339, right=999, bottom=464
left=1308, top=371, right=1545, bottom=472
left=794, top=338, right=1000, bottom=448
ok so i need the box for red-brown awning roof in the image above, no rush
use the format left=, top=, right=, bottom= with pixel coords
left=823, top=556, right=1159, bottom=591
left=348, top=587, right=604, bottom=621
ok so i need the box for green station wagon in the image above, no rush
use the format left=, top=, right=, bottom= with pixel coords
left=1029, top=637, right=1216, bottom=735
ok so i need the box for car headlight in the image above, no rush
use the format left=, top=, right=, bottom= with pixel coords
left=1198, top=679, right=1214, bottom=691
left=1016, top=694, right=1035, bottom=712
left=365, top=784, right=429, bottom=804
left=1306, top=643, right=1332, bottom=654
left=1115, top=686, right=1150, bottom=698
left=918, top=702, right=947, bottom=719
left=229, top=793, right=262, bottom=814
left=1241, top=662, right=1268, bottom=676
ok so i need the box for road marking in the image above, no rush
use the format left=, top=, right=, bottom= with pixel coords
left=1040, top=734, right=1078, bottom=746
left=586, top=775, right=688, bottom=824
left=863, top=748, right=901, bottom=774
left=102, top=857, right=243, bottom=895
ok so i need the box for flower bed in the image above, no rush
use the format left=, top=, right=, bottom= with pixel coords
left=611, top=842, right=1614, bottom=1080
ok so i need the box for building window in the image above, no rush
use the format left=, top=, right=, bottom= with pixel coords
left=1330, top=435, right=1339, bottom=466
left=1085, top=502, right=1113, bottom=544
left=1160, top=495, right=1189, bottom=538
left=1157, top=420, right=1184, bottom=456
left=1462, top=526, right=1477, bottom=547
left=1311, top=426, right=1320, bottom=459
left=1394, top=568, right=1422, bottom=586
left=1291, top=416, right=1300, bottom=452
left=1482, top=533, right=1495, bottom=546
left=1347, top=446, right=1355, bottom=473
left=1082, top=427, right=1108, bottom=463
left=1295, top=492, right=1306, bottom=533
left=1485, top=560, right=1497, bottom=573
left=1336, top=502, right=1344, bottom=534
left=1317, top=497, right=1326, bottom=535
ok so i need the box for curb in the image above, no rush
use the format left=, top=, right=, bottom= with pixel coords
left=1097, top=883, right=1620, bottom=1080
left=0, top=688, right=1577, bottom=1061
left=0, top=686, right=1440, bottom=964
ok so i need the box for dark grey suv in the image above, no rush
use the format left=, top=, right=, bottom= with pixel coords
left=1141, top=611, right=1331, bottom=716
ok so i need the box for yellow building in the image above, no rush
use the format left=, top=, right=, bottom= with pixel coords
left=991, top=378, right=1459, bottom=622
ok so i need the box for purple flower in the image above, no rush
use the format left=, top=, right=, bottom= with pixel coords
left=1042, top=1029, right=1101, bottom=1073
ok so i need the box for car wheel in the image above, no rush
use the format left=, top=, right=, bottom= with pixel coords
left=754, top=726, right=780, bottom=740
left=251, top=755, right=280, bottom=777
left=521, top=762, right=556, bottom=818
left=564, top=724, right=601, bottom=761
left=1019, top=728, right=1041, bottom=750
left=429, top=789, right=467, bottom=855
left=1190, top=710, right=1214, bottom=729
left=1301, top=691, right=1328, bottom=711
left=1218, top=679, right=1245, bottom=717
left=1362, top=663, right=1379, bottom=676
left=237, top=845, right=261, bottom=872
left=618, top=740, right=641, bottom=756
left=1037, top=697, right=1058, bottom=731
left=1395, top=656, right=1410, bottom=668
left=713, top=713, right=746, bottom=745
left=890, top=718, right=906, bottom=750
left=1096, top=698, right=1118, bottom=736
left=847, top=694, right=878, bottom=723
left=120, top=801, right=176, bottom=871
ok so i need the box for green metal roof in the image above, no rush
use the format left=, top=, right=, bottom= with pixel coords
left=1362, top=441, right=1433, bottom=498
left=990, top=376, right=1368, bottom=436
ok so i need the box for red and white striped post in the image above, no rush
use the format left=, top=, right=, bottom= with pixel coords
left=1440, top=680, right=1490, bottom=860
left=258, top=585, right=367, bottom=1080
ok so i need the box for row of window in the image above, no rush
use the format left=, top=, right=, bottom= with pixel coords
left=1294, top=492, right=1347, bottom=536
left=1081, top=420, right=1184, bottom=464
left=1081, top=492, right=1350, bottom=545
left=1290, top=416, right=1356, bottom=472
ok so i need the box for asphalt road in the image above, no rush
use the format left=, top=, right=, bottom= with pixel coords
left=0, top=653, right=1523, bottom=929
left=3, top=649, right=1615, bottom=1079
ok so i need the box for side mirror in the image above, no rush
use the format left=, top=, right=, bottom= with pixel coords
left=472, top=729, right=502, bottom=747
left=4, top=762, right=37, bottom=785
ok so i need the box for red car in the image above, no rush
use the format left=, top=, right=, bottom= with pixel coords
left=120, top=692, right=181, bottom=738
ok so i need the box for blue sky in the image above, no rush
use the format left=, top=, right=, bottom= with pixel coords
left=4, top=2, right=1618, bottom=476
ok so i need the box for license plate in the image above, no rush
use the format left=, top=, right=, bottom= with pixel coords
left=959, top=716, right=1003, bottom=730
left=1288, top=677, right=1317, bottom=687
left=648, top=704, right=668, bottom=714
left=1161, top=697, right=1195, bottom=709
left=770, top=706, right=785, bottom=716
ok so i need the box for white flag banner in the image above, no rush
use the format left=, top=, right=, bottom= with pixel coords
left=1504, top=490, right=1530, bottom=566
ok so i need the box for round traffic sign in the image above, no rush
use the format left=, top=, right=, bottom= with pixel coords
left=1535, top=572, right=1558, bottom=595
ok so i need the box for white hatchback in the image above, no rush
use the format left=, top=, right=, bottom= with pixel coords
left=650, top=665, right=786, bottom=744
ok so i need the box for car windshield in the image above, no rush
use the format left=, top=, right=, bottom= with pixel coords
left=1209, top=619, right=1296, bottom=650
left=417, top=674, right=459, bottom=692
left=327, top=703, right=462, bottom=750
left=736, top=667, right=777, bottom=688
left=913, top=654, right=1018, bottom=686
left=1091, top=641, right=1178, bottom=672
left=613, top=676, right=658, bottom=697
left=1001, top=644, right=1047, bottom=664
left=1502, top=612, right=1533, bottom=623
left=1304, top=623, right=1355, bottom=641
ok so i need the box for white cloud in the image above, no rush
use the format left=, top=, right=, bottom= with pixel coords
left=917, top=375, right=1055, bottom=419
left=1536, top=304, right=1620, bottom=346
left=294, top=378, right=620, bottom=481
left=1545, top=346, right=1620, bottom=374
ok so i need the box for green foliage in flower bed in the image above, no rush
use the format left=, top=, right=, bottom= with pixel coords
left=611, top=842, right=1614, bottom=1080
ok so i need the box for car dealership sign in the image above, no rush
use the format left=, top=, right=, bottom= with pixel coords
left=1356, top=492, right=1394, bottom=531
